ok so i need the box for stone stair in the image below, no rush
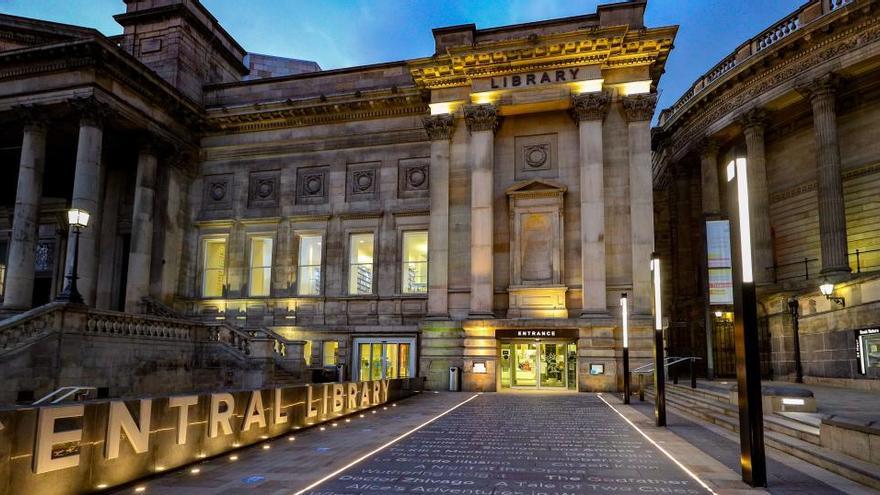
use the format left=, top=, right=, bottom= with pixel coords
left=269, top=366, right=303, bottom=387
left=643, top=383, right=880, bottom=490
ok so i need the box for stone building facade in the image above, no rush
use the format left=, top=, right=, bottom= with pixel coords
left=653, top=0, right=880, bottom=388
left=0, top=0, right=676, bottom=399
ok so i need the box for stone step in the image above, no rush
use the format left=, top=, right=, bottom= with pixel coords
left=642, top=390, right=879, bottom=490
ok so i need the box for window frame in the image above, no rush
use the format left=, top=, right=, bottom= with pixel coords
left=199, top=235, right=229, bottom=298
left=247, top=233, right=275, bottom=298
left=346, top=230, right=377, bottom=296
left=400, top=229, right=429, bottom=295
left=295, top=231, right=324, bottom=296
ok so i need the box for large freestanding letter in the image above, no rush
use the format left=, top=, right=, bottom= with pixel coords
left=168, top=395, right=198, bottom=445
left=273, top=388, right=288, bottom=425
left=33, top=405, right=84, bottom=474
left=209, top=393, right=235, bottom=438
left=105, top=400, right=152, bottom=459
left=305, top=385, right=319, bottom=418
left=241, top=390, right=267, bottom=432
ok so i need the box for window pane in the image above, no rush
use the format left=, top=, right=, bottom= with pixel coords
left=359, top=343, right=371, bottom=381
left=249, top=237, right=273, bottom=297
left=349, top=233, right=374, bottom=294
left=402, top=231, right=428, bottom=293
left=297, top=235, right=322, bottom=295
left=371, top=343, right=383, bottom=381
left=399, top=343, right=411, bottom=378
left=304, top=340, right=312, bottom=367
left=202, top=239, right=226, bottom=297
left=323, top=341, right=338, bottom=366
left=385, top=343, right=399, bottom=379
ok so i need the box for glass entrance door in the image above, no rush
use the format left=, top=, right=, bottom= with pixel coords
left=512, top=343, right=537, bottom=386
left=539, top=343, right=566, bottom=388
left=501, top=341, right=576, bottom=389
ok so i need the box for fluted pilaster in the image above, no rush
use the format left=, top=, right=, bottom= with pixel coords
left=423, top=114, right=455, bottom=318
left=739, top=108, right=774, bottom=284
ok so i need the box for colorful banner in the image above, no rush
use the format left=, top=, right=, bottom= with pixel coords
left=706, top=220, right=734, bottom=305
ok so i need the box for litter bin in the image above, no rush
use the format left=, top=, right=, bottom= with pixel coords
left=336, top=364, right=345, bottom=382
left=448, top=366, right=460, bottom=392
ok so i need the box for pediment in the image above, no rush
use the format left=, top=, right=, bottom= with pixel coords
left=505, top=178, right=567, bottom=196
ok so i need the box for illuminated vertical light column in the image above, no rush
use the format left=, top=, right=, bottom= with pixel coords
left=423, top=111, right=455, bottom=318
left=727, top=157, right=767, bottom=488
left=464, top=103, right=499, bottom=318
left=621, top=293, right=630, bottom=404
left=650, top=253, right=666, bottom=427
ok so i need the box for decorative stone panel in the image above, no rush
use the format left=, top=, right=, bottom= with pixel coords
left=346, top=162, right=380, bottom=202
left=203, top=173, right=233, bottom=210
left=296, top=165, right=329, bottom=205
left=514, top=134, right=558, bottom=180
left=398, top=157, right=430, bottom=199
left=247, top=170, right=280, bottom=208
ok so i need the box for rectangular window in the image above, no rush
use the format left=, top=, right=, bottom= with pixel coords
left=348, top=233, right=374, bottom=295
left=323, top=341, right=338, bottom=366
left=402, top=231, right=428, bottom=293
left=297, top=234, right=323, bottom=295
left=249, top=236, right=273, bottom=297
left=303, top=340, right=313, bottom=367
left=202, top=238, right=227, bottom=297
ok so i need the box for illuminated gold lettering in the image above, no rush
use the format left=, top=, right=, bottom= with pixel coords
left=105, top=400, right=152, bottom=459
left=380, top=380, right=390, bottom=402
left=332, top=384, right=344, bottom=413
left=168, top=395, right=198, bottom=445
left=360, top=381, right=370, bottom=407
left=273, top=388, right=288, bottom=425
left=372, top=381, right=381, bottom=403
left=305, top=385, right=319, bottom=418
left=33, top=405, right=84, bottom=474
left=209, top=393, right=234, bottom=438
left=347, top=382, right=358, bottom=409
left=241, top=390, right=266, bottom=432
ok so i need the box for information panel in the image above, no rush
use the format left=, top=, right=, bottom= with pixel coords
left=706, top=220, right=734, bottom=305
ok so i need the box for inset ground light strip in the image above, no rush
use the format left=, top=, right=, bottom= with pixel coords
left=597, top=393, right=718, bottom=495
left=290, top=393, right=481, bottom=495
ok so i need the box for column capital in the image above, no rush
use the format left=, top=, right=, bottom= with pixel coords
left=136, top=131, right=167, bottom=155
left=463, top=103, right=499, bottom=134
left=12, top=104, right=49, bottom=130
left=69, top=95, right=112, bottom=128
left=697, top=137, right=720, bottom=158
left=738, top=107, right=768, bottom=131
left=422, top=114, right=455, bottom=141
left=797, top=72, right=839, bottom=103
left=621, top=93, right=657, bottom=123
left=569, top=91, right=610, bottom=124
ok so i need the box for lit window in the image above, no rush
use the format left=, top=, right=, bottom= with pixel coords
left=202, top=238, right=227, bottom=297
left=402, top=231, right=428, bottom=293
left=297, top=234, right=322, bottom=296
left=348, top=233, right=374, bottom=295
left=323, top=341, right=338, bottom=366
left=303, top=340, right=312, bottom=367
left=249, top=236, right=273, bottom=297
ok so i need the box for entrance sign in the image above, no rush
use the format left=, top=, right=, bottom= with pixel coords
left=495, top=328, right=578, bottom=339
left=706, top=220, right=734, bottom=305
left=2, top=378, right=422, bottom=495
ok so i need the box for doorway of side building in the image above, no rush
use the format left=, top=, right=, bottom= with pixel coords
left=500, top=341, right=577, bottom=390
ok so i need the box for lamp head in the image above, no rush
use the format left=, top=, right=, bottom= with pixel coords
left=819, top=281, right=834, bottom=297
left=67, top=208, right=90, bottom=229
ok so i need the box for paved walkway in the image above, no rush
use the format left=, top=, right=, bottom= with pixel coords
left=110, top=392, right=748, bottom=495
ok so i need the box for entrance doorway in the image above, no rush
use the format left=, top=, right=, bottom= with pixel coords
left=500, top=341, right=576, bottom=389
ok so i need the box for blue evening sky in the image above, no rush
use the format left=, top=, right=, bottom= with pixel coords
left=0, top=0, right=803, bottom=113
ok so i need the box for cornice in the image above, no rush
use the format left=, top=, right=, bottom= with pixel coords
left=658, top=10, right=880, bottom=170
left=205, top=87, right=427, bottom=133
left=409, top=25, right=675, bottom=90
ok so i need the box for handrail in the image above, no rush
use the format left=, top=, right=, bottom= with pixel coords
left=33, top=386, right=97, bottom=405
left=632, top=356, right=702, bottom=374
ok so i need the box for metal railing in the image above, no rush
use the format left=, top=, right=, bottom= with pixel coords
left=631, top=356, right=701, bottom=401
left=33, top=386, right=97, bottom=405
left=765, top=246, right=880, bottom=283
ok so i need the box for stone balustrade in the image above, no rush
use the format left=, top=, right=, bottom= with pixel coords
left=660, top=0, right=856, bottom=126
left=0, top=302, right=65, bottom=354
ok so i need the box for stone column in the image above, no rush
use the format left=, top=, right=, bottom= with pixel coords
left=571, top=91, right=610, bottom=315
left=699, top=139, right=721, bottom=216
left=739, top=108, right=774, bottom=284
left=63, top=96, right=109, bottom=306
left=423, top=114, right=455, bottom=319
left=3, top=107, right=48, bottom=310
left=464, top=104, right=499, bottom=318
left=622, top=94, right=657, bottom=314
left=801, top=74, right=851, bottom=277
left=124, top=138, right=159, bottom=313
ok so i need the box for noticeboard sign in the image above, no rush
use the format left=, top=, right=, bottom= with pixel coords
left=706, top=220, right=734, bottom=305
left=855, top=327, right=880, bottom=375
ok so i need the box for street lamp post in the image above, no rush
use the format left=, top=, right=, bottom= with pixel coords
left=726, top=157, right=767, bottom=487
left=621, top=292, right=630, bottom=404
left=787, top=297, right=803, bottom=383
left=56, top=208, right=90, bottom=304
left=650, top=253, right=666, bottom=427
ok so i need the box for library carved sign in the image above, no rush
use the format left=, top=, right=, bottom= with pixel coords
left=0, top=378, right=422, bottom=495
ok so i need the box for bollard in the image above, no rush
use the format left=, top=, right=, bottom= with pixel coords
left=639, top=374, right=645, bottom=401
left=690, top=358, right=697, bottom=389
